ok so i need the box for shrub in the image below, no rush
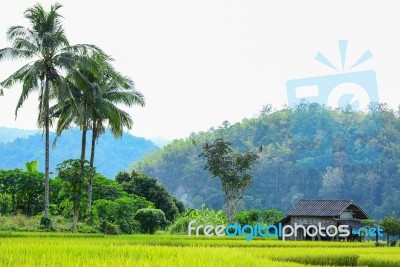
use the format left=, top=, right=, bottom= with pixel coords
left=234, top=209, right=261, bottom=225
left=169, top=205, right=227, bottom=234
left=39, top=216, right=56, bottom=231
left=76, top=223, right=98, bottom=233
left=234, top=209, right=284, bottom=226
left=169, top=217, right=191, bottom=234
left=99, top=220, right=120, bottom=235
left=93, top=196, right=153, bottom=234
left=134, top=208, right=168, bottom=234
left=118, top=218, right=141, bottom=234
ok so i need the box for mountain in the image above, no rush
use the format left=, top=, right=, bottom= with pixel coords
left=0, top=128, right=158, bottom=178
left=132, top=103, right=400, bottom=219
left=0, top=127, right=40, bottom=143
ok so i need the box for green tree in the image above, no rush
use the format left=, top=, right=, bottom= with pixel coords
left=134, top=208, right=168, bottom=234
left=93, top=195, right=153, bottom=234
left=116, top=171, right=181, bottom=222
left=380, top=213, right=400, bottom=245
left=56, top=159, right=95, bottom=232
left=0, top=3, right=105, bottom=218
left=0, top=169, right=44, bottom=216
left=51, top=54, right=144, bottom=216
left=200, top=138, right=259, bottom=223
left=318, top=167, right=344, bottom=198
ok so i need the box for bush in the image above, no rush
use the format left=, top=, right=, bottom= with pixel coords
left=234, top=209, right=284, bottom=226
left=118, top=218, right=141, bottom=234
left=134, top=208, right=168, bottom=234
left=76, top=223, right=98, bottom=233
left=40, top=216, right=56, bottom=231
left=169, top=205, right=227, bottom=234
left=169, top=217, right=191, bottom=234
left=234, top=209, right=261, bottom=225
left=99, top=220, right=120, bottom=235
left=93, top=196, right=153, bottom=234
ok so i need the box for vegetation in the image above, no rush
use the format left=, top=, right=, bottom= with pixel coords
left=50, top=53, right=145, bottom=216
left=0, top=233, right=399, bottom=266
left=0, top=166, right=181, bottom=234
left=200, top=138, right=259, bottom=223
left=115, top=171, right=184, bottom=222
left=234, top=209, right=284, bottom=226
left=0, top=3, right=109, bottom=219
left=56, top=160, right=95, bottom=231
left=134, top=208, right=168, bottom=234
left=133, top=103, right=400, bottom=219
left=170, top=205, right=227, bottom=234
left=379, top=213, right=400, bottom=245
left=0, top=128, right=157, bottom=178
left=1, top=4, right=399, bottom=266
left=0, top=2, right=146, bottom=224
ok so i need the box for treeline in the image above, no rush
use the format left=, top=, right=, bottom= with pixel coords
left=133, top=103, right=400, bottom=219
left=0, top=165, right=184, bottom=234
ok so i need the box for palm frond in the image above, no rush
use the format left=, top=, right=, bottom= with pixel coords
left=0, top=47, right=35, bottom=61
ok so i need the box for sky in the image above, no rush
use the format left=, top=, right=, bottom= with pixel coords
left=1, top=1, right=400, bottom=140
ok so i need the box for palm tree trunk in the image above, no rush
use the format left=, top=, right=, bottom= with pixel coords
left=87, top=120, right=97, bottom=215
left=80, top=127, right=87, bottom=162
left=90, top=121, right=97, bottom=167
left=72, top=207, right=79, bottom=232
left=44, top=78, right=50, bottom=219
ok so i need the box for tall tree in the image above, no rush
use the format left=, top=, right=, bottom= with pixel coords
left=318, top=167, right=344, bottom=198
left=56, top=159, right=95, bottom=232
left=51, top=55, right=144, bottom=215
left=87, top=74, right=144, bottom=215
left=0, top=3, right=105, bottom=219
left=200, top=138, right=259, bottom=223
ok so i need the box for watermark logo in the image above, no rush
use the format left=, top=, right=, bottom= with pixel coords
left=286, top=40, right=378, bottom=110
left=286, top=40, right=380, bottom=169
left=188, top=220, right=384, bottom=242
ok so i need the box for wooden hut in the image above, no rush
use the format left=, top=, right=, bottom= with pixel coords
left=281, top=199, right=370, bottom=241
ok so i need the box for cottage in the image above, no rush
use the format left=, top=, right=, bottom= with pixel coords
left=281, top=199, right=370, bottom=241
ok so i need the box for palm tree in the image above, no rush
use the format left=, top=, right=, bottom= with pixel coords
left=0, top=3, right=106, bottom=219
left=88, top=75, right=144, bottom=214
left=51, top=55, right=145, bottom=215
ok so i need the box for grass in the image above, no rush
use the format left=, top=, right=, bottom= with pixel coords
left=0, top=232, right=399, bottom=266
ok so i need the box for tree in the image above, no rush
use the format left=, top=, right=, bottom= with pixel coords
left=0, top=3, right=105, bottom=219
left=93, top=195, right=153, bottom=234
left=51, top=54, right=144, bottom=216
left=115, top=171, right=182, bottom=222
left=56, top=159, right=95, bottom=232
left=134, top=208, right=168, bottom=234
left=200, top=138, right=259, bottom=223
left=318, top=167, right=344, bottom=198
left=0, top=169, right=44, bottom=216
left=380, top=213, right=400, bottom=245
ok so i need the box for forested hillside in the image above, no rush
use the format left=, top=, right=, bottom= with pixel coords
left=0, top=127, right=40, bottom=143
left=133, top=103, right=400, bottom=219
left=0, top=128, right=157, bottom=178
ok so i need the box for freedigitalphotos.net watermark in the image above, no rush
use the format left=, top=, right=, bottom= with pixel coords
left=188, top=220, right=384, bottom=242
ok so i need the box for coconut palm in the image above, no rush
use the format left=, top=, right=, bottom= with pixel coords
left=51, top=56, right=144, bottom=216
left=0, top=3, right=106, bottom=219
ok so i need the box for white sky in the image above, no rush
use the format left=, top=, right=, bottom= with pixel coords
left=1, top=1, right=400, bottom=140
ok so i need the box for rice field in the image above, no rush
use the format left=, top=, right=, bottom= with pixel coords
left=0, top=232, right=399, bottom=266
